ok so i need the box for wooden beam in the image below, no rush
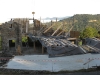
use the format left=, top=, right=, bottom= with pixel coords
left=43, top=22, right=55, bottom=33
left=67, top=38, right=77, bottom=40
left=51, top=24, right=63, bottom=36
left=57, top=26, right=67, bottom=36
left=66, top=26, right=73, bottom=36
left=57, top=31, right=64, bottom=36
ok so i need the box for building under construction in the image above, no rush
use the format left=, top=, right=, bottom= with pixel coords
left=0, top=18, right=100, bottom=57
left=0, top=18, right=100, bottom=73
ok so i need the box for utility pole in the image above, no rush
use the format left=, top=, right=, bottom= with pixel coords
left=32, top=12, right=35, bottom=35
left=32, top=12, right=36, bottom=52
left=56, top=18, right=57, bottom=25
left=51, top=20, right=52, bottom=26
left=73, top=15, right=74, bottom=26
left=40, top=16, right=41, bottom=27
left=16, top=23, right=21, bottom=55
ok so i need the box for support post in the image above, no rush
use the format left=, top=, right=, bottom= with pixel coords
left=40, top=16, right=41, bottom=27
left=34, top=42, right=36, bottom=52
left=56, top=18, right=57, bottom=25
left=42, top=46, right=44, bottom=54
left=51, top=20, right=52, bottom=26
left=16, top=45, right=21, bottom=55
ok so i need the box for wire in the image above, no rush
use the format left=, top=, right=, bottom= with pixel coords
left=31, top=0, right=35, bottom=12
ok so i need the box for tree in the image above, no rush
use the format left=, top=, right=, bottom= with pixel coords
left=12, top=37, right=28, bottom=43
left=22, top=36, right=28, bottom=42
left=82, top=26, right=98, bottom=38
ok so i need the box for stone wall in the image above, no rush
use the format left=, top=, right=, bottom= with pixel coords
left=13, top=18, right=29, bottom=34
left=0, top=21, right=22, bottom=51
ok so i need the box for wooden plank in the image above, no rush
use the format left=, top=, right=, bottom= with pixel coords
left=43, top=23, right=55, bottom=33
left=51, top=24, right=63, bottom=36
left=57, top=26, right=67, bottom=36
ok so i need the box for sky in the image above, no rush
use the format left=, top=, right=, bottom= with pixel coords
left=0, top=0, right=100, bottom=23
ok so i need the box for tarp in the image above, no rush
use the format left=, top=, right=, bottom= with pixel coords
left=85, top=38, right=100, bottom=49
left=28, top=35, right=85, bottom=57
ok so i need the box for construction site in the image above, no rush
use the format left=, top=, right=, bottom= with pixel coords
left=0, top=17, right=83, bottom=56
left=0, top=17, right=100, bottom=74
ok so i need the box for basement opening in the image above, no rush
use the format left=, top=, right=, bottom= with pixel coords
left=35, top=40, right=47, bottom=54
left=9, top=40, right=15, bottom=47
left=27, top=37, right=33, bottom=47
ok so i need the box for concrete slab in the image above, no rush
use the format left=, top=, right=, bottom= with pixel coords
left=1, top=54, right=100, bottom=72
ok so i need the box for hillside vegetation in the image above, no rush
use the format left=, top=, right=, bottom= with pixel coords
left=60, top=14, right=100, bottom=31
left=29, top=14, right=100, bottom=38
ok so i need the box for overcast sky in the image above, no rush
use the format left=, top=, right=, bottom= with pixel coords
left=0, top=0, right=100, bottom=23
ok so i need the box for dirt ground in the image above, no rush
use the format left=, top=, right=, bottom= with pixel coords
left=0, top=46, right=100, bottom=75
left=5, top=46, right=47, bottom=55
left=0, top=68, right=100, bottom=75
left=0, top=46, right=47, bottom=68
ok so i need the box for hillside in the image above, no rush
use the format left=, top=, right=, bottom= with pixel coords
left=29, top=14, right=100, bottom=36
left=60, top=14, right=100, bottom=32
